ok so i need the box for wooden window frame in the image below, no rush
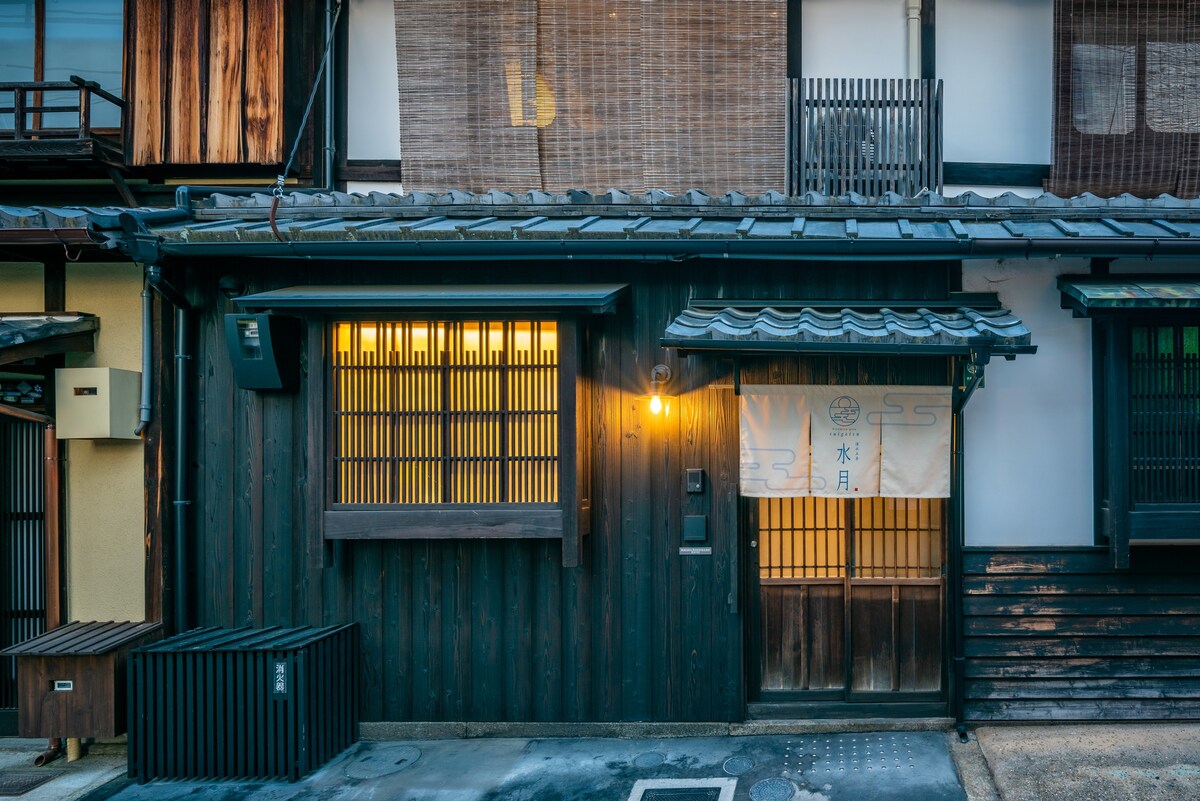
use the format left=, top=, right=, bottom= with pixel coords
left=1094, top=313, right=1200, bottom=567
left=314, top=314, right=591, bottom=566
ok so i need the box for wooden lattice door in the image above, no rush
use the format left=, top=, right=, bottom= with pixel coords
left=751, top=496, right=945, bottom=709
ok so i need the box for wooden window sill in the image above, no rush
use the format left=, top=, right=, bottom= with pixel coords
left=323, top=507, right=564, bottom=540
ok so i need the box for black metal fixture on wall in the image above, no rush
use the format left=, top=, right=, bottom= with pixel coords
left=223, top=314, right=303, bottom=392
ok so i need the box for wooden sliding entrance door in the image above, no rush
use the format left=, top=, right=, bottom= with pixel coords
left=749, top=496, right=946, bottom=716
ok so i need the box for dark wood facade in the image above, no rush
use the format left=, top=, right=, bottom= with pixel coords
left=964, top=547, right=1200, bottom=721
left=183, top=257, right=955, bottom=722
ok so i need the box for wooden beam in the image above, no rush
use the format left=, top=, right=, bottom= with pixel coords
left=0, top=331, right=94, bottom=367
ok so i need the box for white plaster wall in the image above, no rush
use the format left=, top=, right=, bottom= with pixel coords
left=347, top=0, right=401, bottom=160
left=943, top=185, right=1045, bottom=198
left=802, top=0, right=908, bottom=78
left=962, top=258, right=1094, bottom=547
left=938, top=0, right=1053, bottom=165
left=346, top=180, right=405, bottom=195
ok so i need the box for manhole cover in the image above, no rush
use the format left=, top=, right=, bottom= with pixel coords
left=642, top=790, right=723, bottom=801
left=0, top=773, right=56, bottom=797
left=749, top=777, right=796, bottom=801
left=723, top=756, right=754, bottom=776
left=343, top=744, right=422, bottom=779
left=634, top=751, right=666, bottom=768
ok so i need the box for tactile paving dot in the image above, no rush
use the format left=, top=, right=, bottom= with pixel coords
left=791, top=733, right=918, bottom=775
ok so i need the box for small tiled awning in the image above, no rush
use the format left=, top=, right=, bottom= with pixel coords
left=661, top=305, right=1034, bottom=356
left=0, top=313, right=97, bottom=366
left=1058, top=276, right=1200, bottom=317
left=234, top=283, right=628, bottom=314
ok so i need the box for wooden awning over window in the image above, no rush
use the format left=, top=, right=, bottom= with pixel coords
left=1058, top=276, right=1200, bottom=317
left=233, top=284, right=628, bottom=314
left=0, top=314, right=97, bottom=366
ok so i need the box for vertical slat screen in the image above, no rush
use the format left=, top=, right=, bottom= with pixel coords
left=758, top=497, right=845, bottom=578
left=332, top=320, right=559, bottom=506
left=1131, top=324, right=1200, bottom=503
left=1049, top=0, right=1200, bottom=197
left=758, top=497, right=943, bottom=579
left=394, top=0, right=785, bottom=194
left=854, top=497, right=943, bottom=579
left=0, top=419, right=46, bottom=713
left=790, top=78, right=944, bottom=197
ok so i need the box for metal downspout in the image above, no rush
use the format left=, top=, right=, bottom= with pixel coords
left=173, top=303, right=190, bottom=633
left=323, top=0, right=336, bottom=189
left=950, top=410, right=967, bottom=739
left=134, top=282, right=152, bottom=435
left=145, top=265, right=192, bottom=633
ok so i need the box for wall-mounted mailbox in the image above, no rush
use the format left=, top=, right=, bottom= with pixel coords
left=683, top=515, right=708, bottom=542
left=224, top=314, right=303, bottom=391
left=55, top=367, right=141, bottom=440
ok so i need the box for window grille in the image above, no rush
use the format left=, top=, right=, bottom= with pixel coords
left=331, top=320, right=559, bottom=506
left=788, top=78, right=943, bottom=198
left=1130, top=324, right=1200, bottom=504
left=758, top=497, right=943, bottom=580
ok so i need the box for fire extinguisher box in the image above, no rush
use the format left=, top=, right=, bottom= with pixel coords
left=1, top=621, right=162, bottom=738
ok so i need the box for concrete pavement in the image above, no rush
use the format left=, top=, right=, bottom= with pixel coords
left=4, top=722, right=1200, bottom=800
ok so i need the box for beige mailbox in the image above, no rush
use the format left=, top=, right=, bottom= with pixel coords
left=55, top=368, right=141, bottom=440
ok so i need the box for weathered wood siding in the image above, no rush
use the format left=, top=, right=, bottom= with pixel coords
left=185, top=259, right=953, bottom=722
left=126, top=0, right=284, bottom=165
left=964, top=547, right=1200, bottom=721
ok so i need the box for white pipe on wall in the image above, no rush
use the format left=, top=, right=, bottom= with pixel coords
left=906, top=0, right=922, bottom=78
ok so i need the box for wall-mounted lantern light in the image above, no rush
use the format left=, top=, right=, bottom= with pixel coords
left=638, top=363, right=673, bottom=415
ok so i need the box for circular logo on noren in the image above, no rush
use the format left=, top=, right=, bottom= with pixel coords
left=829, top=396, right=860, bottom=426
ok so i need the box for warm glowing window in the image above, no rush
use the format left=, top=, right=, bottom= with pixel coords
left=331, top=320, right=559, bottom=505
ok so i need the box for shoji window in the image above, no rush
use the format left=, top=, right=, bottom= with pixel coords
left=331, top=320, right=560, bottom=506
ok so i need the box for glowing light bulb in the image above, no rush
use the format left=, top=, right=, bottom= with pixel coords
left=649, top=394, right=663, bottom=415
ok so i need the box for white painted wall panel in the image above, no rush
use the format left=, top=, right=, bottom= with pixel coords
left=937, top=0, right=1053, bottom=165
left=802, top=0, right=907, bottom=78
left=347, top=0, right=401, bottom=160
left=963, top=259, right=1094, bottom=546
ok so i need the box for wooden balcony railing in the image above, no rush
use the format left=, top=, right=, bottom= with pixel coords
left=788, top=78, right=943, bottom=198
left=0, top=75, right=125, bottom=167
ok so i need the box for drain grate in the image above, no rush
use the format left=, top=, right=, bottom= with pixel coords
left=628, top=778, right=737, bottom=801
left=642, top=790, right=722, bottom=801
left=0, top=773, right=56, bottom=797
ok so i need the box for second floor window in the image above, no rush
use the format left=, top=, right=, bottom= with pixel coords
left=0, top=0, right=123, bottom=128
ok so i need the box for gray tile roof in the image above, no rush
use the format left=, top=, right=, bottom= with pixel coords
left=662, top=306, right=1032, bottom=355
left=8, top=189, right=1200, bottom=260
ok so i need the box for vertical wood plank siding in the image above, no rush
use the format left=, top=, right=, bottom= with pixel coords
left=127, top=0, right=283, bottom=166
left=964, top=547, right=1200, bottom=721
left=188, top=260, right=952, bottom=722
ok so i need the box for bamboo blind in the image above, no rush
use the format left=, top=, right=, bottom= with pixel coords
left=1049, top=0, right=1200, bottom=197
left=332, top=321, right=559, bottom=506
left=758, top=497, right=943, bottom=580
left=1130, top=324, right=1200, bottom=503
left=394, top=0, right=786, bottom=195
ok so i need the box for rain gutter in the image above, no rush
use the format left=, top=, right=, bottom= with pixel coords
left=151, top=236, right=1200, bottom=261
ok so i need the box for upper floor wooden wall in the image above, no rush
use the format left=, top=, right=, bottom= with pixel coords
left=126, top=0, right=284, bottom=166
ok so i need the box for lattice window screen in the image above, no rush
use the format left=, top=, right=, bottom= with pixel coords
left=394, top=0, right=786, bottom=194
left=332, top=321, right=559, bottom=506
left=1050, top=0, right=1200, bottom=197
